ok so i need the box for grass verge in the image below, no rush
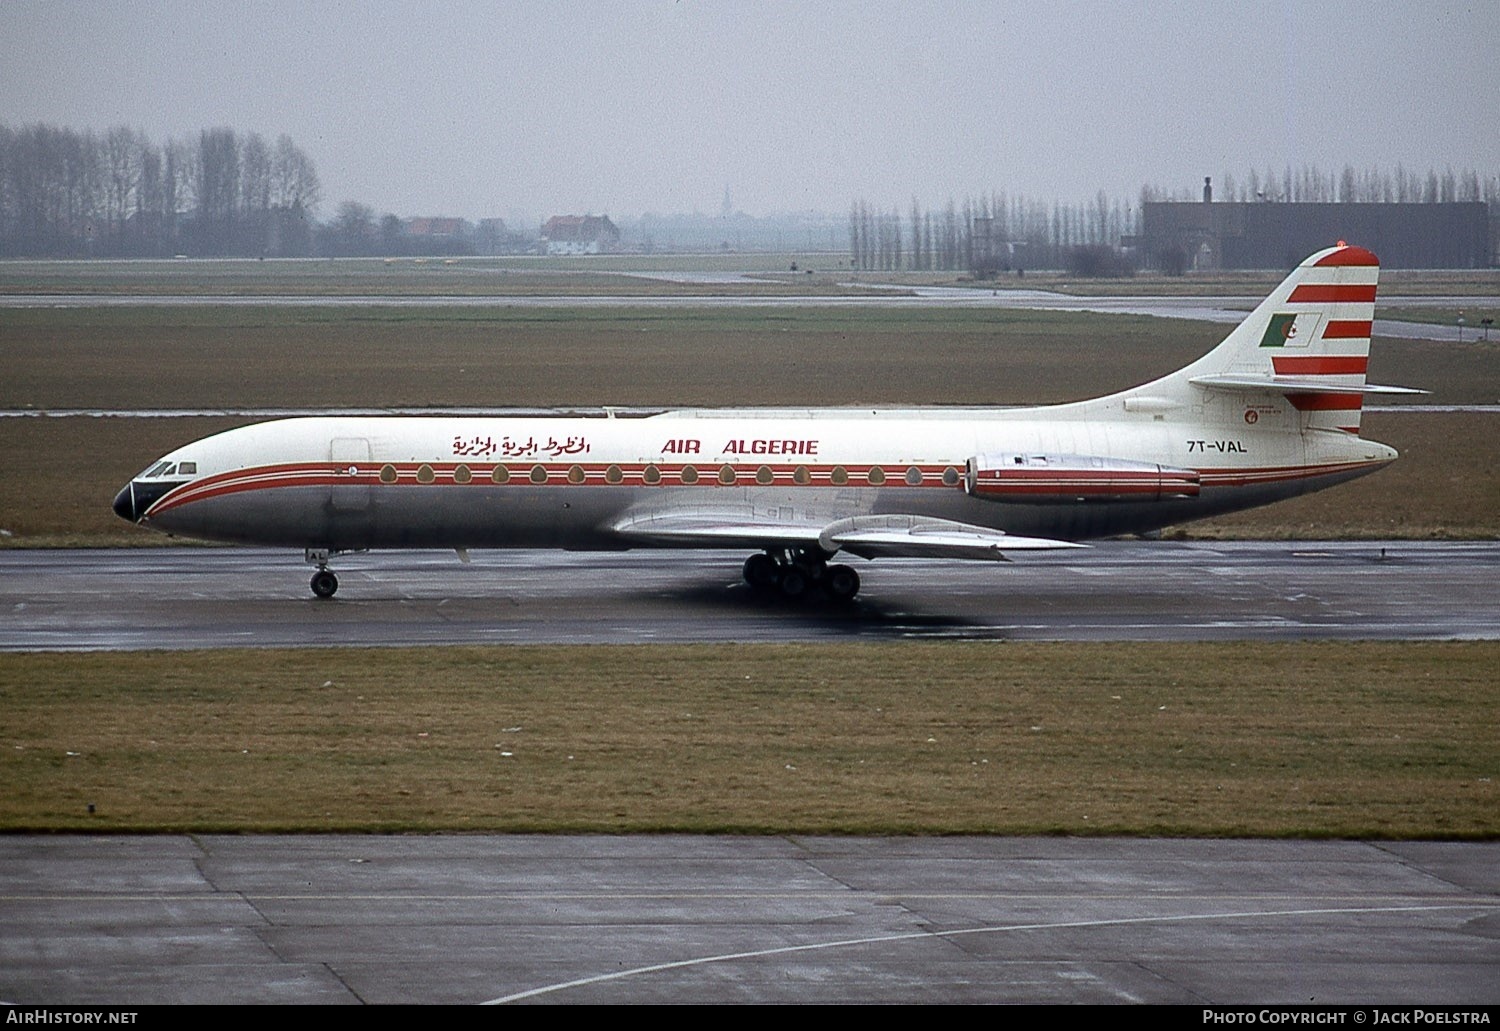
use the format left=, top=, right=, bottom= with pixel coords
left=1, top=642, right=1494, bottom=837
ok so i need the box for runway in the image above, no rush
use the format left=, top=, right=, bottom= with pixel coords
left=4, top=540, right=1498, bottom=650
left=2, top=835, right=1495, bottom=1004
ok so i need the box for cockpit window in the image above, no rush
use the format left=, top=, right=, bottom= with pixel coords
left=160, top=464, right=177, bottom=477
left=143, top=461, right=170, bottom=478
left=177, top=462, right=197, bottom=475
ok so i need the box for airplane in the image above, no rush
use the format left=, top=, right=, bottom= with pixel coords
left=112, top=243, right=1419, bottom=601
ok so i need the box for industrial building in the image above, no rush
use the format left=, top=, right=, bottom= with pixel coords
left=1136, top=180, right=1491, bottom=270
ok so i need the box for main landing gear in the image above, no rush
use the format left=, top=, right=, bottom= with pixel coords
left=743, top=548, right=860, bottom=603
left=306, top=549, right=338, bottom=599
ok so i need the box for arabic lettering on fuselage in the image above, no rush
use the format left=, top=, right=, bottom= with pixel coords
left=453, top=435, right=591, bottom=458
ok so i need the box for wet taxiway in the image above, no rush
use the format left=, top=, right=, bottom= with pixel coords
left=3, top=541, right=1497, bottom=651
left=2, top=835, right=1495, bottom=1004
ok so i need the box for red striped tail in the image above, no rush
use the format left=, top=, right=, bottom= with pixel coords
left=1143, top=244, right=1383, bottom=435
left=1273, top=246, right=1379, bottom=432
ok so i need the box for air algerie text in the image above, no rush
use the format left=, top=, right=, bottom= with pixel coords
left=721, top=439, right=819, bottom=456
left=660, top=439, right=820, bottom=456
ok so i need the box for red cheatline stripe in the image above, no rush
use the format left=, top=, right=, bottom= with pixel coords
left=1271, top=355, right=1369, bottom=375
left=1323, top=319, right=1373, bottom=339
left=1287, top=393, right=1364, bottom=411
left=148, top=458, right=1388, bottom=517
left=994, top=469, right=1162, bottom=480
left=147, top=462, right=970, bottom=514
left=1313, top=246, right=1379, bottom=267
left=1287, top=284, right=1377, bottom=303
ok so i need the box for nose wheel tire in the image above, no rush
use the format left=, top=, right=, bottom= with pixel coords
left=310, top=569, right=339, bottom=599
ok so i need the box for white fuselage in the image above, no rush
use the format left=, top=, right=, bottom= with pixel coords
left=127, top=405, right=1392, bottom=551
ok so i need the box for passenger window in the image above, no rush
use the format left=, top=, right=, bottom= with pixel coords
left=866, top=466, right=886, bottom=485
left=680, top=465, right=699, bottom=484
left=830, top=465, right=848, bottom=485
left=756, top=465, right=774, bottom=485
left=718, top=464, right=737, bottom=485
left=942, top=466, right=960, bottom=486
left=530, top=464, right=548, bottom=484
left=454, top=464, right=472, bottom=484
left=416, top=464, right=435, bottom=484
left=794, top=465, right=811, bottom=485
left=905, top=466, right=922, bottom=486
left=380, top=464, right=398, bottom=484
left=605, top=465, right=623, bottom=484
left=567, top=465, right=586, bottom=484
left=643, top=464, right=662, bottom=485
left=491, top=465, right=510, bottom=484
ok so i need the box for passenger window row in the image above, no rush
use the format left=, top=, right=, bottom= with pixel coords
left=373, top=463, right=960, bottom=486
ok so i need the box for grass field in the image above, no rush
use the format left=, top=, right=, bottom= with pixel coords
left=6, top=305, right=1493, bottom=413
left=2, top=642, right=1494, bottom=836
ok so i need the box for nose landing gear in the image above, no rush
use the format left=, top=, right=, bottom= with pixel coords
left=742, top=548, right=860, bottom=602
left=306, top=549, right=339, bottom=599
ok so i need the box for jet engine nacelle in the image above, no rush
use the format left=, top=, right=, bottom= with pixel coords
left=965, top=453, right=1201, bottom=503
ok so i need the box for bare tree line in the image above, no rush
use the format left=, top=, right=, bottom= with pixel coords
left=0, top=122, right=320, bottom=257
left=1144, top=163, right=1499, bottom=205
left=850, top=192, right=1137, bottom=272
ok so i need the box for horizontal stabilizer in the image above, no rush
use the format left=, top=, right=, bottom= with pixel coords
left=819, top=515, right=1085, bottom=561
left=1189, top=374, right=1425, bottom=397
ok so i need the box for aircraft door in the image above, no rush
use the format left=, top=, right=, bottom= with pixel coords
left=329, top=437, right=372, bottom=511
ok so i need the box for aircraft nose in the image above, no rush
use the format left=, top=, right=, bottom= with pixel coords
left=112, top=483, right=138, bottom=522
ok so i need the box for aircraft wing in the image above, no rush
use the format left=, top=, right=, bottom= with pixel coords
left=610, top=511, right=824, bottom=549
left=611, top=510, right=1084, bottom=561
left=818, top=515, right=1085, bottom=560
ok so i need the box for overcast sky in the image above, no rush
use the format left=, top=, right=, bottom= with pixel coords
left=4, top=1, right=1497, bottom=222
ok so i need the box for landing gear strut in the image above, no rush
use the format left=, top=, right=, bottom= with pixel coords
left=742, top=548, right=860, bottom=602
left=305, top=548, right=339, bottom=599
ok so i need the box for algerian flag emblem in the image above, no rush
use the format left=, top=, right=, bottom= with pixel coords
left=1259, top=312, right=1321, bottom=348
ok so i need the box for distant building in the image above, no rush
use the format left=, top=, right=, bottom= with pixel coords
left=541, top=215, right=620, bottom=255
left=403, top=217, right=471, bottom=243
left=1136, top=194, right=1491, bottom=270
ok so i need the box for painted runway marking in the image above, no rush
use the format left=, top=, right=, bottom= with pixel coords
left=482, top=903, right=1500, bottom=1003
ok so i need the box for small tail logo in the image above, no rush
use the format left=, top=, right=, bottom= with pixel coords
left=1259, top=312, right=1320, bottom=348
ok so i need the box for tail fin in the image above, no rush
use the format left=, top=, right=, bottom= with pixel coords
left=1128, top=244, right=1420, bottom=434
